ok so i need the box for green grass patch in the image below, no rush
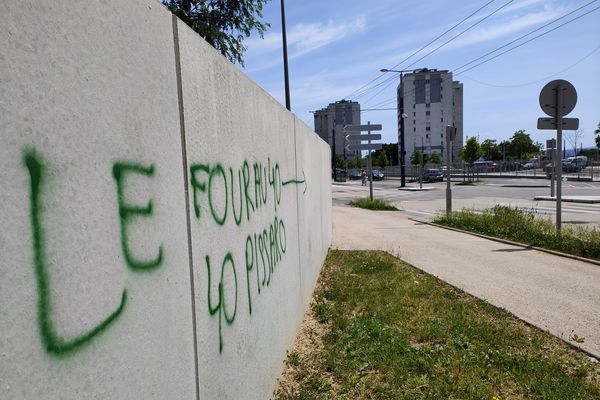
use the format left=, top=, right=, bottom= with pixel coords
left=349, top=198, right=398, bottom=211
left=276, top=250, right=600, bottom=399
left=433, top=205, right=600, bottom=261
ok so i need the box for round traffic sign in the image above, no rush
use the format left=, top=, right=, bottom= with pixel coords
left=539, top=79, right=577, bottom=117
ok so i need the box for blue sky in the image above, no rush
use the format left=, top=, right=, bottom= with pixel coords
left=238, top=0, right=600, bottom=150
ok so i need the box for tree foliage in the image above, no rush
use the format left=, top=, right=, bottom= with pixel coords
left=371, top=143, right=398, bottom=166
left=375, top=151, right=389, bottom=169
left=348, top=155, right=365, bottom=169
left=595, top=121, right=600, bottom=150
left=410, top=150, right=426, bottom=166
left=508, top=130, right=541, bottom=160
left=481, top=139, right=502, bottom=161
left=163, top=0, right=270, bottom=66
left=429, top=152, right=441, bottom=165
left=459, top=137, right=483, bottom=165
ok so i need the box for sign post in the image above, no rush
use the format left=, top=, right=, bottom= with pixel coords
left=546, top=139, right=556, bottom=197
left=445, top=126, right=456, bottom=214
left=538, top=79, right=578, bottom=233
left=345, top=122, right=383, bottom=201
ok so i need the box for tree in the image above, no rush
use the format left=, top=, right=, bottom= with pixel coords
left=429, top=152, right=441, bottom=165
left=459, top=137, right=483, bottom=165
left=565, top=129, right=584, bottom=156
left=162, top=0, right=270, bottom=66
left=410, top=150, right=427, bottom=166
left=371, top=143, right=398, bottom=166
left=481, top=139, right=502, bottom=160
left=348, top=155, right=365, bottom=169
left=508, top=130, right=541, bottom=160
left=375, top=151, right=389, bottom=169
left=595, top=121, right=600, bottom=151
left=460, top=137, right=483, bottom=182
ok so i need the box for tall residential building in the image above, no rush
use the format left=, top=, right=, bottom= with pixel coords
left=313, top=100, right=361, bottom=162
left=397, top=68, right=463, bottom=164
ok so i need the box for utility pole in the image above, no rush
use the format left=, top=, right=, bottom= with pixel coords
left=280, top=0, right=290, bottom=111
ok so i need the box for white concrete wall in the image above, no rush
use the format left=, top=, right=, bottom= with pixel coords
left=0, top=1, right=331, bottom=399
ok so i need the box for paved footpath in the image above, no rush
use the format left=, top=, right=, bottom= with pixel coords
left=332, top=205, right=600, bottom=357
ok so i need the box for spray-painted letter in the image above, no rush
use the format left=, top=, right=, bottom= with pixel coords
left=24, top=149, right=127, bottom=356
left=113, top=162, right=163, bottom=271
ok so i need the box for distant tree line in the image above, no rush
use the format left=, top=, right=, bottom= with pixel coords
left=478, top=130, right=542, bottom=161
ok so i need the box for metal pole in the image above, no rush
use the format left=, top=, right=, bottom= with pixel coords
left=280, top=0, right=291, bottom=111
left=331, top=118, right=336, bottom=178
left=368, top=121, right=374, bottom=201
left=419, top=137, right=423, bottom=190
left=399, top=73, right=406, bottom=187
left=550, top=146, right=555, bottom=197
left=556, top=84, right=563, bottom=232
left=446, top=126, right=453, bottom=213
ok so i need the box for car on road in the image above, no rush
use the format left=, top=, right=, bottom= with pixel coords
left=421, top=168, right=444, bottom=182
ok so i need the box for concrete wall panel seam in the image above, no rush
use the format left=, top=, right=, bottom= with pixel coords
left=172, top=14, right=202, bottom=400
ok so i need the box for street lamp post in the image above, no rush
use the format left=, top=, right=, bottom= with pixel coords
left=380, top=68, right=414, bottom=187
left=280, top=0, right=291, bottom=111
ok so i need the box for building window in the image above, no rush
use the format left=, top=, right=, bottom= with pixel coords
left=426, top=134, right=430, bottom=139
left=426, top=103, right=430, bottom=108
left=413, top=104, right=416, bottom=109
left=426, top=111, right=430, bottom=116
left=413, top=127, right=416, bottom=132
left=413, top=112, right=416, bottom=116
left=441, top=117, right=444, bottom=122
left=426, top=127, right=431, bottom=131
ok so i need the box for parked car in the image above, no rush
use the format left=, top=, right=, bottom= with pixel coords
left=372, top=169, right=385, bottom=181
left=566, top=156, right=588, bottom=168
left=421, top=168, right=444, bottom=182
left=348, top=169, right=362, bottom=180
left=544, top=160, right=581, bottom=177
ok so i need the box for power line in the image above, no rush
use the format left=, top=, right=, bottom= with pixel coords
left=344, top=0, right=497, bottom=100
left=361, top=0, right=516, bottom=107
left=455, top=4, right=600, bottom=76
left=365, top=1, right=599, bottom=108
left=452, top=0, right=598, bottom=74
left=460, top=43, right=600, bottom=88
left=404, top=0, right=515, bottom=70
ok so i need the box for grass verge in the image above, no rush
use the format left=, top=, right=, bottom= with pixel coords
left=349, top=198, right=398, bottom=211
left=433, top=205, right=600, bottom=261
left=274, top=250, right=600, bottom=399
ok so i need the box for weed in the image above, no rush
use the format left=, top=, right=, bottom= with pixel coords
left=275, top=250, right=600, bottom=399
left=434, top=205, right=600, bottom=261
left=349, top=198, right=398, bottom=211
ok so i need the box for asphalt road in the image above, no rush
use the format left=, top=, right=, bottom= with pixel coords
left=333, top=177, right=600, bottom=228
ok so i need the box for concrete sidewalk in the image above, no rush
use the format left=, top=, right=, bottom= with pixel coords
left=332, top=205, right=600, bottom=357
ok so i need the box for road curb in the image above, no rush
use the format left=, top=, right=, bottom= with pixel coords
left=410, top=218, right=600, bottom=267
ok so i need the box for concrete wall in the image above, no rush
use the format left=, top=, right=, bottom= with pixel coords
left=0, top=1, right=331, bottom=399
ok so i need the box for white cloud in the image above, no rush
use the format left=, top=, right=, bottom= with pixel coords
left=245, top=16, right=367, bottom=71
left=444, top=5, right=567, bottom=50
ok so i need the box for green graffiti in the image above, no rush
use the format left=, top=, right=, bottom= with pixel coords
left=190, top=163, right=210, bottom=219
left=205, top=253, right=238, bottom=353
left=113, top=162, right=164, bottom=271
left=244, top=216, right=287, bottom=318
left=24, top=149, right=127, bottom=356
left=242, top=161, right=254, bottom=221
left=190, top=159, right=297, bottom=227
left=282, top=170, right=307, bottom=194
left=229, top=167, right=243, bottom=226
